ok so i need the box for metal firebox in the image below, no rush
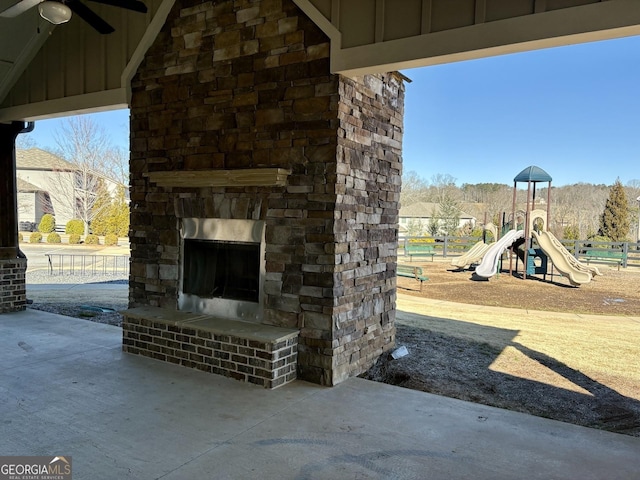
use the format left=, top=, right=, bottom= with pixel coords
left=179, top=218, right=265, bottom=323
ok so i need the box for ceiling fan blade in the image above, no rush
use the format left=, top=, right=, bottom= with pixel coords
left=0, top=0, right=42, bottom=17
left=88, top=0, right=146, bottom=13
left=67, top=0, right=114, bottom=33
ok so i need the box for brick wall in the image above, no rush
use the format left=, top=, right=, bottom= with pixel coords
left=129, top=0, right=404, bottom=385
left=0, top=258, right=27, bottom=313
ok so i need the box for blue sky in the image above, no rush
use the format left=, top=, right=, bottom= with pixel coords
left=23, top=109, right=130, bottom=151
left=402, top=35, right=640, bottom=187
left=22, top=34, right=640, bottom=188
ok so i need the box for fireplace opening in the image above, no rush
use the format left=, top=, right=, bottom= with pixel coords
left=183, top=239, right=259, bottom=303
left=179, top=218, right=265, bottom=322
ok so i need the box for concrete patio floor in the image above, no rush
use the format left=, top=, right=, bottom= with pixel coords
left=1, top=309, right=639, bottom=480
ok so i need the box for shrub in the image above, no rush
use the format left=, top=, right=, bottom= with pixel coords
left=65, top=219, right=84, bottom=235
left=587, top=234, right=610, bottom=243
left=30, top=232, right=42, bottom=243
left=38, top=214, right=56, bottom=233
left=563, top=225, right=580, bottom=241
left=104, top=234, right=118, bottom=246
left=47, top=233, right=61, bottom=244
left=470, top=227, right=484, bottom=238
left=85, top=234, right=100, bottom=245
left=68, top=234, right=81, bottom=245
left=408, top=237, right=435, bottom=243
left=18, top=233, right=23, bottom=242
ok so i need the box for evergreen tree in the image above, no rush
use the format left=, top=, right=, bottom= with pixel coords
left=88, top=182, right=112, bottom=235
left=427, top=208, right=440, bottom=236
left=406, top=219, right=425, bottom=236
left=112, top=186, right=130, bottom=237
left=91, top=185, right=130, bottom=237
left=438, top=193, right=461, bottom=235
left=598, top=179, right=630, bottom=241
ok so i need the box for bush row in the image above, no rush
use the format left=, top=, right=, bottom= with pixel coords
left=34, top=216, right=128, bottom=238
left=19, top=233, right=119, bottom=246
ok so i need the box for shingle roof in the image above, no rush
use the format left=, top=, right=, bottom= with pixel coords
left=17, top=178, right=42, bottom=192
left=16, top=148, right=75, bottom=171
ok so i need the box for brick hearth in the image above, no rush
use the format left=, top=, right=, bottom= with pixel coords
left=122, top=307, right=298, bottom=389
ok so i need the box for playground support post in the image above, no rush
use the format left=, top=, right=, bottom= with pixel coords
left=510, top=186, right=517, bottom=275
left=636, top=195, right=640, bottom=244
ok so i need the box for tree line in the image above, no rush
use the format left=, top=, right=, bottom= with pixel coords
left=402, top=171, right=640, bottom=241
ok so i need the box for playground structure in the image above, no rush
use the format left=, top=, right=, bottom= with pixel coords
left=450, top=222, right=497, bottom=270
left=473, top=166, right=600, bottom=286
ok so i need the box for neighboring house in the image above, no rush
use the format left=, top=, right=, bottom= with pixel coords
left=399, top=202, right=477, bottom=235
left=17, top=178, right=51, bottom=230
left=16, top=148, right=121, bottom=230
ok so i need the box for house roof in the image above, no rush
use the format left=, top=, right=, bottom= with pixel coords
left=16, top=148, right=76, bottom=171
left=399, top=202, right=475, bottom=219
left=17, top=178, right=42, bottom=192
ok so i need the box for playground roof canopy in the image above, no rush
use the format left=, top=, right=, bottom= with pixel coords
left=514, top=166, right=552, bottom=183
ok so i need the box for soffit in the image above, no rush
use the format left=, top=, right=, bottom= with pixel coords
left=293, top=0, right=640, bottom=75
left=0, top=0, right=175, bottom=122
left=1, top=0, right=640, bottom=122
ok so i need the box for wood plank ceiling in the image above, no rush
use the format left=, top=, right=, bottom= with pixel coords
left=1, top=0, right=639, bottom=121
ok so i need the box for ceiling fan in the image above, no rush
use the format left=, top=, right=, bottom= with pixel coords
left=0, top=0, right=147, bottom=34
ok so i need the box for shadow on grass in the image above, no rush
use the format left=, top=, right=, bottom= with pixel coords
left=362, top=313, right=640, bottom=436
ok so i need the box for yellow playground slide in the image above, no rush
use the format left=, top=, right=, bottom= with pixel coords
left=451, top=241, right=492, bottom=269
left=532, top=230, right=594, bottom=286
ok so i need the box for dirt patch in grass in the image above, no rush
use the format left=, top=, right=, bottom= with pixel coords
left=362, top=260, right=640, bottom=437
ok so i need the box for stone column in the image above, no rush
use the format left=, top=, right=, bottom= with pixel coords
left=0, top=122, right=28, bottom=313
left=129, top=0, right=404, bottom=385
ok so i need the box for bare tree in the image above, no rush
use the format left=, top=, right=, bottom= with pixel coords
left=16, top=133, right=37, bottom=150
left=51, top=116, right=126, bottom=235
left=103, top=146, right=129, bottom=186
left=484, top=186, right=513, bottom=225
left=547, top=183, right=609, bottom=238
left=428, top=173, right=459, bottom=203
left=400, top=170, right=429, bottom=206
left=399, top=174, right=638, bottom=241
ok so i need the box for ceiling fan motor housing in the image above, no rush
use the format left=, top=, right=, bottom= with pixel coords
left=38, top=1, right=72, bottom=24
left=2, top=0, right=147, bottom=33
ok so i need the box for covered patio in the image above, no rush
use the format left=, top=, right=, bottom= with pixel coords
left=2, top=1, right=640, bottom=476
left=2, top=307, right=639, bottom=479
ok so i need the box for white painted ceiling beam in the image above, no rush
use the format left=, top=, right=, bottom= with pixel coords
left=0, top=89, right=127, bottom=122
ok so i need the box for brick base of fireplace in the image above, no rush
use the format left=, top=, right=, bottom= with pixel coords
left=121, top=307, right=298, bottom=389
left=0, top=258, right=27, bottom=313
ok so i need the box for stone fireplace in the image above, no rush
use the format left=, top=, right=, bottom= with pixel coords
left=123, top=0, right=405, bottom=387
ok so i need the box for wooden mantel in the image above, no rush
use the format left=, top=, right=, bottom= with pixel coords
left=144, top=168, right=291, bottom=188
